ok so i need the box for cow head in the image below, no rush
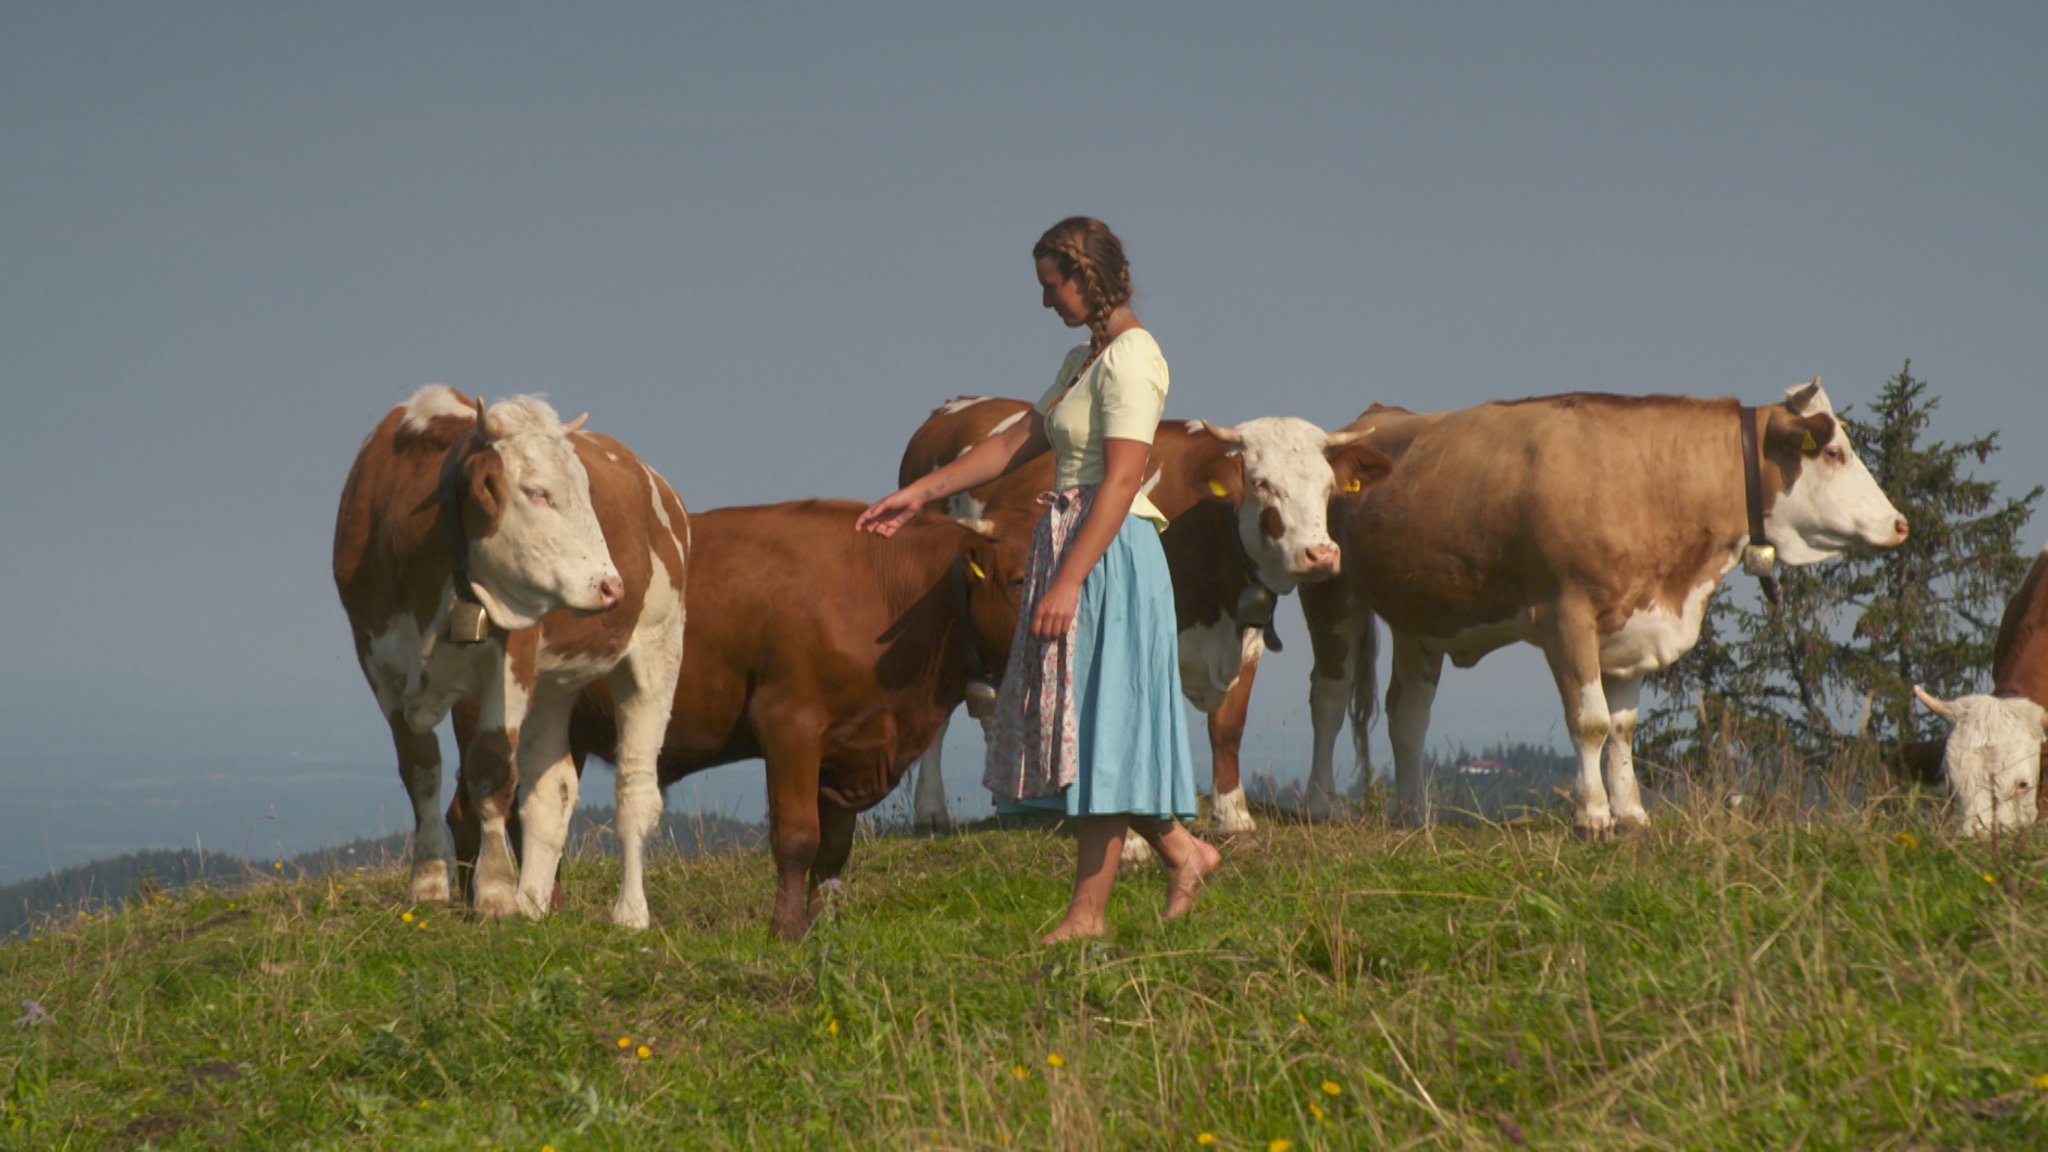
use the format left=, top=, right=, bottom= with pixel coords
left=1188, top=417, right=1394, bottom=593
left=955, top=511, right=1036, bottom=675
left=450, top=395, right=624, bottom=631
left=1759, top=379, right=1910, bottom=565
left=1914, top=686, right=2046, bottom=836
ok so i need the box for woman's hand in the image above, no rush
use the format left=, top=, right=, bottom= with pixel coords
left=1032, top=576, right=1082, bottom=641
left=855, top=487, right=924, bottom=536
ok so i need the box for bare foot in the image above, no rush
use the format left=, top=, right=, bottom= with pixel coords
left=1041, top=918, right=1108, bottom=945
left=1164, top=837, right=1223, bottom=921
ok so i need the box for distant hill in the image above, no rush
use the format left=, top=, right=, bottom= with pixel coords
left=0, top=808, right=761, bottom=939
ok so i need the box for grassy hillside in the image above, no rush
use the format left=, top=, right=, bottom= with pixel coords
left=3, top=800, right=2044, bottom=1150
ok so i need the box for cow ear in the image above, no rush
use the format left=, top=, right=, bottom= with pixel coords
left=1328, top=441, right=1393, bottom=496
left=1197, top=450, right=1244, bottom=503
left=1764, top=407, right=1836, bottom=458
left=466, top=450, right=505, bottom=531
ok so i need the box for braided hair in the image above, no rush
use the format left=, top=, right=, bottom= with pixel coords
left=1033, top=217, right=1134, bottom=351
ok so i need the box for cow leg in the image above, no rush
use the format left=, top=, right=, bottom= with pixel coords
left=512, top=688, right=579, bottom=920
left=1210, top=647, right=1260, bottom=835
left=464, top=636, right=532, bottom=919
left=1538, top=608, right=1615, bottom=836
left=384, top=715, right=453, bottom=904
left=1387, top=630, right=1444, bottom=827
left=911, top=712, right=954, bottom=834
left=763, top=723, right=825, bottom=941
left=1305, top=590, right=1369, bottom=820
left=601, top=655, right=675, bottom=931
left=1601, top=673, right=1650, bottom=828
left=462, top=726, right=521, bottom=918
left=809, top=799, right=859, bottom=921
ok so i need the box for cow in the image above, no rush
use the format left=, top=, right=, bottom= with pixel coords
left=895, top=396, right=1392, bottom=840
left=1291, top=379, right=1909, bottom=833
left=1913, top=542, right=2048, bottom=834
left=333, top=384, right=688, bottom=929
left=448, top=499, right=1032, bottom=940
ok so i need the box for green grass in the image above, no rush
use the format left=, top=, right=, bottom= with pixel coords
left=4, top=799, right=2046, bottom=1150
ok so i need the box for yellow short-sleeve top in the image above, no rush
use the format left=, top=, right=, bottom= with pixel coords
left=1035, top=327, right=1170, bottom=529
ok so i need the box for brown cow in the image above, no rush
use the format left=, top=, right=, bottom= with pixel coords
left=334, top=385, right=688, bottom=928
left=1294, top=380, right=1909, bottom=832
left=1914, top=542, right=2048, bottom=834
left=895, top=396, right=1391, bottom=840
left=450, top=499, right=1030, bottom=940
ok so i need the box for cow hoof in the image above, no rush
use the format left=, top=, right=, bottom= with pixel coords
left=611, top=903, right=650, bottom=931
left=473, top=888, right=519, bottom=919
left=1613, top=813, right=1652, bottom=834
left=1573, top=815, right=1615, bottom=841
left=1204, top=783, right=1253, bottom=828
left=409, top=867, right=452, bottom=905
left=1120, top=836, right=1156, bottom=866
left=913, top=815, right=954, bottom=837
left=516, top=888, right=553, bottom=920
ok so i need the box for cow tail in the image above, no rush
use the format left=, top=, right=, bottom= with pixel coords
left=1348, top=609, right=1380, bottom=784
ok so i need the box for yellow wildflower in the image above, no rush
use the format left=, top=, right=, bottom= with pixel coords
left=828, top=1018, right=840, bottom=1037
left=1046, top=1053, right=1067, bottom=1068
left=1269, top=1140, right=1293, bottom=1152
left=2034, top=1072, right=2048, bottom=1091
left=1984, top=873, right=2000, bottom=885
left=1294, top=1012, right=1307, bottom=1024
left=1893, top=831, right=1918, bottom=849
left=636, top=1045, right=652, bottom=1059
left=618, top=1036, right=633, bottom=1049
left=1320, top=1080, right=1341, bottom=1096
left=401, top=911, right=415, bottom=923
left=1010, top=1064, right=1029, bottom=1080
left=1310, top=1102, right=1326, bottom=1121
left=1197, top=1135, right=1218, bottom=1147
left=273, top=861, right=283, bottom=871
left=415, top=918, right=426, bottom=929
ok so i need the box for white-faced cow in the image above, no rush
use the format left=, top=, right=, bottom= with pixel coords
left=448, top=500, right=1031, bottom=940
left=1914, top=542, right=2048, bottom=835
left=896, top=396, right=1391, bottom=839
left=1295, top=379, right=1909, bottom=833
left=333, top=385, right=688, bottom=928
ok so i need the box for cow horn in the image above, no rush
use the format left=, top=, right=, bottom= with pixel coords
left=1784, top=377, right=1823, bottom=414
left=1325, top=425, right=1376, bottom=448
left=1912, top=684, right=1955, bottom=721
left=1204, top=421, right=1246, bottom=446
left=472, top=394, right=495, bottom=441
left=563, top=411, right=589, bottom=434
left=953, top=517, right=996, bottom=538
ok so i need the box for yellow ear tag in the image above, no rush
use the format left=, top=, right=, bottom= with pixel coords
left=1800, top=430, right=1818, bottom=453
left=1206, top=479, right=1229, bottom=498
left=966, top=559, right=988, bottom=582
left=1344, top=478, right=1363, bottom=493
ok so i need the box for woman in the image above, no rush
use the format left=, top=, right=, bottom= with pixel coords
left=857, top=216, right=1220, bottom=943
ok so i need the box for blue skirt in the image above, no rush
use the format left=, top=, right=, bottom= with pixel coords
left=1002, top=515, right=1199, bottom=819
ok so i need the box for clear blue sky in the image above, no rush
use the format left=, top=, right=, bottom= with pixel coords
left=3, top=3, right=2042, bottom=878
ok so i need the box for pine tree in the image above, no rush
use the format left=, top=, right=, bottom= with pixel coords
left=1827, top=361, right=2040, bottom=744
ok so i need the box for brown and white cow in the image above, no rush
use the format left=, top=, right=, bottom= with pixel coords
left=1295, top=379, right=1909, bottom=833
left=449, top=499, right=1031, bottom=940
left=333, top=384, right=688, bottom=928
left=1914, top=542, right=2048, bottom=834
left=896, top=396, right=1391, bottom=838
